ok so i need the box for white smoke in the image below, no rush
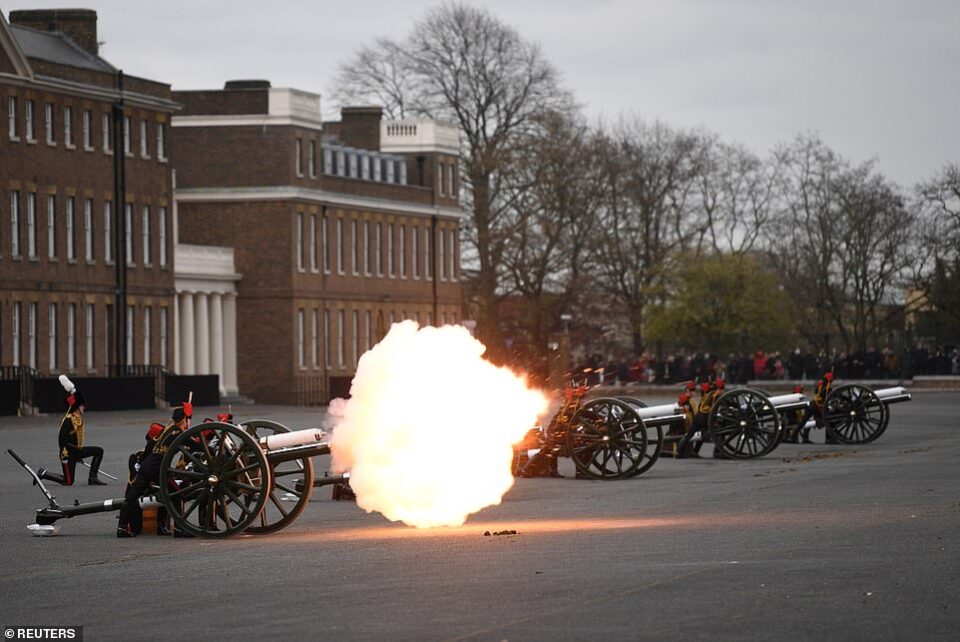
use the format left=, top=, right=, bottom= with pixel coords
left=328, top=321, right=548, bottom=528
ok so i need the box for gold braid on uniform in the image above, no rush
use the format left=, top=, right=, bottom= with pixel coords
left=59, top=410, right=85, bottom=457
left=152, top=421, right=181, bottom=456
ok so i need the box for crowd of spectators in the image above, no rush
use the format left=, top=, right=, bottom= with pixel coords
left=572, top=346, right=960, bottom=386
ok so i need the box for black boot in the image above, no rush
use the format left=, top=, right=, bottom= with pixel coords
left=116, top=527, right=135, bottom=538
left=89, top=477, right=108, bottom=486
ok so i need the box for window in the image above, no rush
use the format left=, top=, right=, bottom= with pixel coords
left=159, top=308, right=167, bottom=368
left=361, top=154, right=370, bottom=180
left=363, top=221, right=371, bottom=275
left=82, top=110, right=92, bottom=149
left=8, top=96, right=17, bottom=140
left=449, top=229, right=457, bottom=280
left=26, top=192, right=36, bottom=258
left=323, top=147, right=332, bottom=174
left=351, top=220, right=359, bottom=275
left=376, top=223, right=383, bottom=276
left=125, top=305, right=134, bottom=366
left=308, top=141, right=316, bottom=177
left=399, top=161, right=407, bottom=185
left=123, top=116, right=131, bottom=155
left=10, top=192, right=20, bottom=257
left=385, top=158, right=395, bottom=183
left=349, top=153, right=358, bottom=178
left=399, top=225, right=406, bottom=278
left=156, top=123, right=166, bottom=160
left=336, top=150, right=345, bottom=176
left=373, top=155, right=382, bottom=181
left=12, top=303, right=21, bottom=366
left=125, top=204, right=133, bottom=265
left=311, top=309, right=318, bottom=368
left=364, top=310, right=371, bottom=351
left=323, top=309, right=330, bottom=368
left=448, top=162, right=454, bottom=196
left=47, top=196, right=56, bottom=259
left=336, top=218, right=344, bottom=274
left=85, top=304, right=94, bottom=370
left=322, top=213, right=330, bottom=273
left=387, top=223, right=395, bottom=277
left=143, top=307, right=151, bottom=365
left=103, top=202, right=113, bottom=263
left=140, top=120, right=149, bottom=157
left=353, top=310, right=359, bottom=366
left=439, top=163, right=446, bottom=196
left=158, top=207, right=167, bottom=267
left=45, top=103, right=54, bottom=144
left=63, top=107, right=73, bottom=147
left=48, top=303, right=57, bottom=370
left=439, top=227, right=446, bottom=281
left=25, top=100, right=35, bottom=141
left=84, top=199, right=93, bottom=262
left=142, top=206, right=150, bottom=265
left=102, top=112, right=111, bottom=152
left=338, top=310, right=345, bottom=368
left=295, top=139, right=303, bottom=176
left=65, top=197, right=75, bottom=261
left=424, top=226, right=432, bottom=279
left=309, top=214, right=317, bottom=271
left=67, top=304, right=76, bottom=370
left=296, top=212, right=304, bottom=270
left=28, top=303, right=37, bottom=368
left=412, top=227, right=420, bottom=279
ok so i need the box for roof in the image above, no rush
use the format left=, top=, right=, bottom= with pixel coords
left=9, top=23, right=114, bottom=73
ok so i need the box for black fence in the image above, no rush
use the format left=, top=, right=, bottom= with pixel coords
left=0, top=378, right=20, bottom=415
left=164, top=374, right=220, bottom=407
left=33, top=376, right=156, bottom=413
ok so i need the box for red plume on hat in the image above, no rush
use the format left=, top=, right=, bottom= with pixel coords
left=59, top=374, right=85, bottom=410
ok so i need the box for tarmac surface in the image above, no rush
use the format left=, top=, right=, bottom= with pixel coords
left=0, top=393, right=957, bottom=641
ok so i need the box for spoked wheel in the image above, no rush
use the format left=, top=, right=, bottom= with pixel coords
left=708, top=389, right=783, bottom=459
left=823, top=384, right=889, bottom=444
left=159, top=422, right=271, bottom=538
left=241, top=419, right=315, bottom=535
left=617, top=396, right=663, bottom=477
left=566, top=398, right=647, bottom=479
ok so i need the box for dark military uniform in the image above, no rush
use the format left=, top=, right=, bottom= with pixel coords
left=38, top=392, right=106, bottom=486
left=117, top=405, right=190, bottom=537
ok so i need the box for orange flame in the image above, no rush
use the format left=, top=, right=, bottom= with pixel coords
left=328, top=321, right=548, bottom=528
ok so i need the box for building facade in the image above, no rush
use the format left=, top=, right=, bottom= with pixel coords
left=172, top=81, right=463, bottom=404
left=0, top=10, right=178, bottom=378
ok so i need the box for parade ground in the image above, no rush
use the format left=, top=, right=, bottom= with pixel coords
left=0, top=393, right=957, bottom=641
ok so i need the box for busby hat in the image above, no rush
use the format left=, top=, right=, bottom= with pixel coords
left=59, top=374, right=86, bottom=410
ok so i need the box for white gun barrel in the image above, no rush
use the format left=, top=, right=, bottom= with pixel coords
left=767, top=393, right=805, bottom=407
left=261, top=428, right=326, bottom=451
left=874, top=386, right=907, bottom=400
left=634, top=403, right=681, bottom=419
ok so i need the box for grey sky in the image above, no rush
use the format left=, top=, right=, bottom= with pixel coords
left=14, top=0, right=958, bottom=187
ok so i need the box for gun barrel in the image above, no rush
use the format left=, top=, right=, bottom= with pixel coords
left=260, top=428, right=326, bottom=451
left=634, top=403, right=681, bottom=419
left=874, top=387, right=911, bottom=405
left=767, top=393, right=805, bottom=408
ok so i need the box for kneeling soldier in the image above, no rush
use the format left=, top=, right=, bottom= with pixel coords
left=38, top=375, right=107, bottom=486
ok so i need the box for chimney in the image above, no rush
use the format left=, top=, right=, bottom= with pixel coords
left=339, top=106, right=383, bottom=151
left=9, top=9, right=100, bottom=56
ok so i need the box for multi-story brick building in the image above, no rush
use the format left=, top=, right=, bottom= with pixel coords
left=172, top=81, right=463, bottom=404
left=0, top=10, right=178, bottom=378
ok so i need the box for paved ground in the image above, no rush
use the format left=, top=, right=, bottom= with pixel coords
left=0, top=393, right=957, bottom=641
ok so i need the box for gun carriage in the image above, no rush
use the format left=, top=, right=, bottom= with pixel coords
left=10, top=418, right=347, bottom=539
left=780, top=374, right=912, bottom=444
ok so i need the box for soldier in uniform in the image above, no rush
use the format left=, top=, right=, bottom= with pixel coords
left=37, top=378, right=107, bottom=486
left=117, top=400, right=192, bottom=537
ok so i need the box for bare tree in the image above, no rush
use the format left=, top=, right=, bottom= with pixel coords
left=330, top=38, right=416, bottom=119
left=590, top=119, right=706, bottom=353
left=332, top=2, right=573, bottom=358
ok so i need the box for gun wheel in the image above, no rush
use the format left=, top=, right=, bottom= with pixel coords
left=823, top=384, right=889, bottom=444
left=160, top=422, right=271, bottom=538
left=709, top=389, right=782, bottom=459
left=241, top=419, right=315, bottom=534
left=616, top=397, right=663, bottom=477
left=567, top=398, right=647, bottom=479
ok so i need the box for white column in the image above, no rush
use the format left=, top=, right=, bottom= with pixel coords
left=210, top=292, right=224, bottom=395
left=179, top=292, right=195, bottom=375
left=172, top=293, right=180, bottom=373
left=195, top=292, right=210, bottom=375
left=222, top=293, right=239, bottom=396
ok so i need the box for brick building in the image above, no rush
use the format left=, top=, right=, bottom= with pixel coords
left=172, top=81, right=463, bottom=404
left=0, top=10, right=178, bottom=378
